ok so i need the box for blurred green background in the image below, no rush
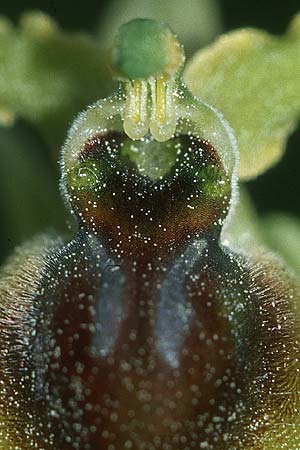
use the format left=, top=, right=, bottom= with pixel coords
left=0, top=0, right=299, bottom=264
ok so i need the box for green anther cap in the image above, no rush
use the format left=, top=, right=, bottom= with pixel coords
left=111, top=18, right=185, bottom=80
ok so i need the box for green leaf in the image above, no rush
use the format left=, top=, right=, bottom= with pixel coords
left=261, top=213, right=300, bottom=277
left=0, top=122, right=67, bottom=263
left=222, top=187, right=267, bottom=255
left=184, top=15, right=300, bottom=179
left=224, top=187, right=300, bottom=278
left=0, top=11, right=112, bottom=151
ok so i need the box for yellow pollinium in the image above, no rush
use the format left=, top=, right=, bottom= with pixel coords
left=123, top=79, right=150, bottom=140
left=112, top=19, right=185, bottom=142
left=155, top=77, right=168, bottom=125
left=123, top=75, right=177, bottom=142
